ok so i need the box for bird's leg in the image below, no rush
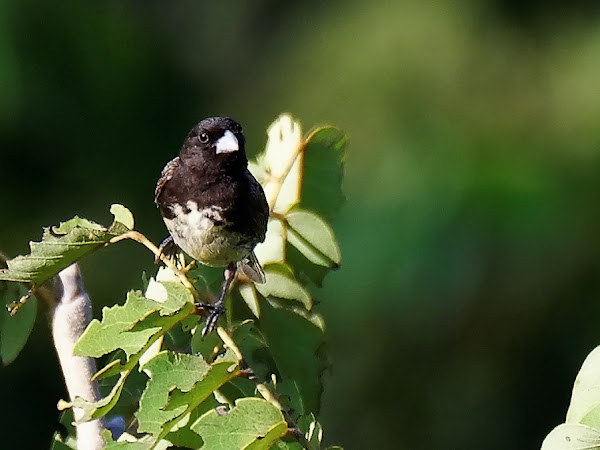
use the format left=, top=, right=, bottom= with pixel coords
left=201, top=262, right=237, bottom=336
left=155, top=236, right=176, bottom=263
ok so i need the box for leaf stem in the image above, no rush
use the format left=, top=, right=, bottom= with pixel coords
left=216, top=326, right=244, bottom=361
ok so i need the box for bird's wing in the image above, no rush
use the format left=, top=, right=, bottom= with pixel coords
left=247, top=171, right=270, bottom=242
left=155, top=157, right=180, bottom=205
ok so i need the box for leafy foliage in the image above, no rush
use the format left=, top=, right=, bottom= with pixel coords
left=191, top=398, right=288, bottom=449
left=0, top=114, right=346, bottom=449
left=0, top=204, right=134, bottom=315
left=69, top=282, right=196, bottom=423
left=0, top=204, right=133, bottom=285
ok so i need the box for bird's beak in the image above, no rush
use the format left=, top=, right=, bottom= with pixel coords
left=215, top=130, right=239, bottom=154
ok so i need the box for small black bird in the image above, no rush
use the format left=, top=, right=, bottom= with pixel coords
left=155, top=117, right=269, bottom=335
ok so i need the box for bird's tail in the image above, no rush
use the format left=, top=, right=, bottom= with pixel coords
left=237, top=251, right=266, bottom=284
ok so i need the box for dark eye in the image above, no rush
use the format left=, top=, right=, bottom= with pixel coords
left=199, top=132, right=209, bottom=143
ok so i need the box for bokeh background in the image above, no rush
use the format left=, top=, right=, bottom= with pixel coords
left=2, top=1, right=600, bottom=448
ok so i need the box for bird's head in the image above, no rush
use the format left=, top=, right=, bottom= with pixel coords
left=180, top=117, right=247, bottom=169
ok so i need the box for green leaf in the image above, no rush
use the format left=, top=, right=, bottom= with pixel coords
left=233, top=320, right=273, bottom=381
left=110, top=203, right=135, bottom=230
left=286, top=242, right=330, bottom=288
left=74, top=282, right=192, bottom=359
left=286, top=210, right=341, bottom=269
left=71, top=282, right=195, bottom=422
left=0, top=281, right=37, bottom=364
left=164, top=405, right=213, bottom=449
left=164, top=349, right=240, bottom=412
left=191, top=397, right=287, bottom=450
left=258, top=296, right=327, bottom=418
left=136, top=351, right=212, bottom=436
left=71, top=372, right=130, bottom=424
left=238, top=282, right=260, bottom=318
left=0, top=205, right=134, bottom=287
left=146, top=349, right=241, bottom=444
left=541, top=423, right=600, bottom=450
left=256, top=266, right=312, bottom=310
left=300, top=126, right=347, bottom=220
left=188, top=264, right=225, bottom=302
left=190, top=325, right=223, bottom=361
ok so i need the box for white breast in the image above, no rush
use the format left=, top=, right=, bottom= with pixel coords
left=163, top=201, right=248, bottom=266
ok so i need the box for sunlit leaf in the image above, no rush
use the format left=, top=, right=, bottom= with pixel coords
left=71, top=282, right=195, bottom=422
left=260, top=114, right=304, bottom=214
left=110, top=203, right=135, bottom=230
left=256, top=266, right=312, bottom=310
left=286, top=209, right=341, bottom=268
left=136, top=351, right=211, bottom=436
left=74, top=282, right=193, bottom=359
left=191, top=397, right=287, bottom=449
left=541, top=423, right=600, bottom=450
left=239, top=282, right=260, bottom=318
left=254, top=218, right=286, bottom=266
left=565, top=345, right=600, bottom=429
left=146, top=349, right=241, bottom=443
left=0, top=204, right=133, bottom=287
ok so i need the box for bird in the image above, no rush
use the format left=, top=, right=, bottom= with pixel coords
left=154, top=116, right=269, bottom=335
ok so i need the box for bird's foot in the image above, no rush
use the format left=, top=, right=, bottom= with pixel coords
left=201, top=302, right=225, bottom=337
left=155, top=236, right=176, bottom=264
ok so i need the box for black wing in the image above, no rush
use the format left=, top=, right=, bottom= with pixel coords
left=155, top=157, right=180, bottom=206
left=246, top=170, right=269, bottom=242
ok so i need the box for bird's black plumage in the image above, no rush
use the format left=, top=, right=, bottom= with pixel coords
left=155, top=117, right=269, bottom=333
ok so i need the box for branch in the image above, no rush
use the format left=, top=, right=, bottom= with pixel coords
left=51, top=264, right=106, bottom=450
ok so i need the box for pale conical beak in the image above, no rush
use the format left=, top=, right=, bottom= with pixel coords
left=215, top=130, right=239, bottom=154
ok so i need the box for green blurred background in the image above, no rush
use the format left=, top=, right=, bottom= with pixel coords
left=2, top=0, right=600, bottom=448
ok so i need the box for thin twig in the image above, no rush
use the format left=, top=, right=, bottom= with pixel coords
left=216, top=326, right=244, bottom=362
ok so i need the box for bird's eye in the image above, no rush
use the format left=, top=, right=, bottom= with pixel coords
left=199, top=132, right=209, bottom=143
